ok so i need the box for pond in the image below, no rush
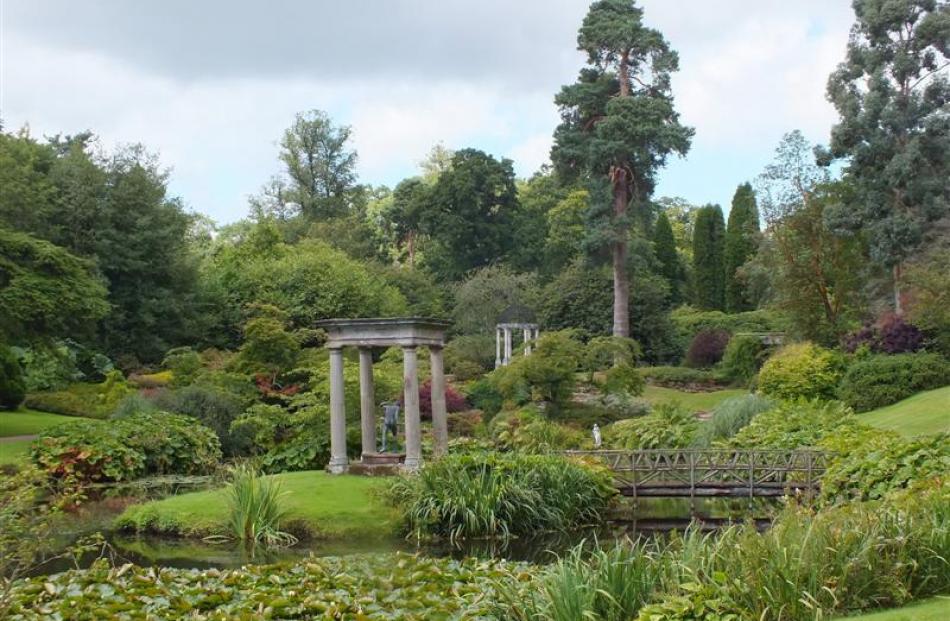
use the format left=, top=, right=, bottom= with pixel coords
left=31, top=496, right=778, bottom=575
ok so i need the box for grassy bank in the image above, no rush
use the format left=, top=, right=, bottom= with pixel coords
left=836, top=596, right=950, bottom=620
left=860, top=386, right=950, bottom=437
left=0, top=439, right=32, bottom=466
left=0, top=408, right=83, bottom=437
left=115, top=471, right=398, bottom=539
left=642, top=385, right=746, bottom=412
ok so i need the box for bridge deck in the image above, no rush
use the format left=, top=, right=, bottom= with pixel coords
left=564, top=449, right=827, bottom=501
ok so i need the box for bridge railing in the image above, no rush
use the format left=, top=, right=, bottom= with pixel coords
left=564, top=449, right=828, bottom=499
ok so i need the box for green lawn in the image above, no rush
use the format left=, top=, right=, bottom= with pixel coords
left=0, top=407, right=83, bottom=437
left=860, top=386, right=950, bottom=437
left=0, top=439, right=32, bottom=466
left=642, top=385, right=747, bottom=412
left=116, top=470, right=399, bottom=540
left=836, top=596, right=950, bottom=620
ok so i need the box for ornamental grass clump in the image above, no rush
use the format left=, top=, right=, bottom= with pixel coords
left=225, top=463, right=296, bottom=550
left=385, top=452, right=614, bottom=541
left=692, top=393, right=774, bottom=447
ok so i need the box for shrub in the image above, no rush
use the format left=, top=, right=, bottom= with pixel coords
left=692, top=394, right=774, bottom=448
left=444, top=335, right=495, bottom=375
left=604, top=403, right=699, bottom=449
left=726, top=399, right=857, bottom=449
left=110, top=392, right=158, bottom=419
left=447, top=410, right=483, bottom=437
left=10, top=343, right=79, bottom=392
left=837, top=352, right=950, bottom=412
left=23, top=371, right=133, bottom=419
left=489, top=407, right=541, bottom=450
left=684, top=329, right=731, bottom=368
left=416, top=379, right=468, bottom=420
left=128, top=370, right=173, bottom=389
left=385, top=452, right=615, bottom=540
left=502, top=419, right=586, bottom=453
left=719, top=334, right=767, bottom=385
left=584, top=336, right=642, bottom=376
left=844, top=314, right=926, bottom=355
left=757, top=342, right=843, bottom=401
left=31, top=412, right=221, bottom=485
left=637, top=366, right=726, bottom=389
left=671, top=306, right=785, bottom=347
left=502, top=331, right=584, bottom=410
left=466, top=378, right=504, bottom=419
left=162, top=346, right=202, bottom=386
left=0, top=345, right=26, bottom=410
left=450, top=360, right=485, bottom=382
left=819, top=427, right=950, bottom=504
left=603, top=362, right=645, bottom=396
left=154, top=385, right=245, bottom=455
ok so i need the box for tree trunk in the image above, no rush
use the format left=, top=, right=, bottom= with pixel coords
left=612, top=166, right=630, bottom=338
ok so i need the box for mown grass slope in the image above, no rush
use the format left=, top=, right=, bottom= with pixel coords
left=860, top=386, right=950, bottom=437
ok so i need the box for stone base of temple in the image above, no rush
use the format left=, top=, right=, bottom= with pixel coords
left=345, top=452, right=406, bottom=476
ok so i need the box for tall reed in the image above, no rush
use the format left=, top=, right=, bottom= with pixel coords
left=226, top=463, right=296, bottom=550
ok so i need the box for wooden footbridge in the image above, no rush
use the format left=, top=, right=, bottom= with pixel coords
left=565, top=449, right=828, bottom=502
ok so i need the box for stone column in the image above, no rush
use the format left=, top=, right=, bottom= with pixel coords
left=523, top=327, right=531, bottom=355
left=495, top=327, right=502, bottom=369
left=328, top=347, right=348, bottom=474
left=430, top=346, right=448, bottom=457
left=402, top=346, right=422, bottom=470
left=503, top=328, right=512, bottom=365
left=358, top=347, right=376, bottom=457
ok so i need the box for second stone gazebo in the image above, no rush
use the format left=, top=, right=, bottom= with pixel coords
left=316, top=317, right=451, bottom=474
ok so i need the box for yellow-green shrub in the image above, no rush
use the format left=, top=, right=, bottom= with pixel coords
left=758, top=342, right=843, bottom=401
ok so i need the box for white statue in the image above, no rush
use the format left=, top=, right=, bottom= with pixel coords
left=592, top=423, right=602, bottom=448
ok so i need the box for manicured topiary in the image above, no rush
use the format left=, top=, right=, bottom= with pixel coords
left=837, top=353, right=950, bottom=412
left=684, top=329, right=731, bottom=368
left=0, top=345, right=27, bottom=410
left=758, top=342, right=843, bottom=401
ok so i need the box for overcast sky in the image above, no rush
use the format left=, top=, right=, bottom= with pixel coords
left=1, top=0, right=855, bottom=224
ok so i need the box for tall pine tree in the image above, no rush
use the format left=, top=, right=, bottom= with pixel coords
left=692, top=204, right=726, bottom=311
left=551, top=0, right=693, bottom=338
left=653, top=211, right=684, bottom=305
left=724, top=183, right=760, bottom=312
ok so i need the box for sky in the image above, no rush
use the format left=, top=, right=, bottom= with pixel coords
left=0, top=0, right=855, bottom=224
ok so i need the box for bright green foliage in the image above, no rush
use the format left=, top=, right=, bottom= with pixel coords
left=278, top=110, right=357, bottom=220
left=653, top=211, right=686, bottom=305
left=161, top=346, right=202, bottom=387
left=31, top=412, right=221, bottom=484
left=758, top=342, right=844, bottom=401
left=498, top=542, right=668, bottom=621
left=843, top=598, right=950, bottom=621
left=637, top=366, right=726, bottom=390
left=604, top=363, right=645, bottom=396
left=444, top=335, right=495, bottom=377
left=723, top=183, right=760, bottom=312
left=543, top=188, right=588, bottom=275
left=585, top=336, right=641, bottom=373
left=634, top=576, right=746, bottom=621
left=421, top=149, right=520, bottom=281
left=823, top=0, right=949, bottom=307
left=0, top=346, right=26, bottom=410
left=819, top=426, right=950, bottom=504
left=670, top=306, right=785, bottom=349
left=0, top=409, right=81, bottom=437
left=233, top=306, right=300, bottom=377
left=552, top=0, right=693, bottom=339
left=727, top=399, right=857, bottom=449
left=0, top=227, right=108, bottom=343
left=719, top=334, right=768, bottom=385
left=495, top=331, right=584, bottom=410
left=604, top=403, right=699, bottom=449
left=5, top=553, right=523, bottom=619
left=385, top=452, right=615, bottom=540
left=692, top=394, right=775, bottom=448
left=691, top=204, right=726, bottom=311
left=225, top=463, right=295, bottom=550
left=838, top=353, right=950, bottom=412
left=203, top=230, right=406, bottom=341
left=24, top=371, right=132, bottom=419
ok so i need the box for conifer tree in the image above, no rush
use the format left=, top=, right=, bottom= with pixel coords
left=551, top=0, right=693, bottom=338
left=724, top=183, right=760, bottom=312
left=653, top=211, right=683, bottom=305
left=692, top=204, right=726, bottom=310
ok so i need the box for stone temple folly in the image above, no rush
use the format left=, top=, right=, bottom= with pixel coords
left=316, top=318, right=451, bottom=473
